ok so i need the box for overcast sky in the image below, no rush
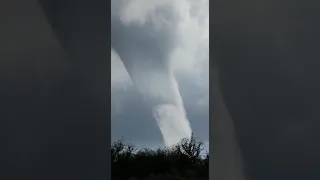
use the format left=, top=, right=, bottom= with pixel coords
left=111, top=0, right=208, bottom=148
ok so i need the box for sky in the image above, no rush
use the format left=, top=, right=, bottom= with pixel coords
left=111, top=0, right=209, bottom=148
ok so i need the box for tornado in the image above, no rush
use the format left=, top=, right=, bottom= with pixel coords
left=111, top=2, right=192, bottom=146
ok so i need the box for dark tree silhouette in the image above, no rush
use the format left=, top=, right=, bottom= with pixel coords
left=111, top=134, right=209, bottom=180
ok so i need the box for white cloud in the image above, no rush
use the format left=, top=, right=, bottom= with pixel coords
left=111, top=0, right=208, bottom=94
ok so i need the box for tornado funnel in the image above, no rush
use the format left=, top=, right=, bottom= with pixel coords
left=111, top=13, right=192, bottom=146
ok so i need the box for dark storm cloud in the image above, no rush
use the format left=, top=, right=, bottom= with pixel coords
left=211, top=0, right=320, bottom=179
left=0, top=0, right=109, bottom=179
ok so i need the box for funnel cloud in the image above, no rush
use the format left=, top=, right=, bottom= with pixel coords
left=111, top=0, right=208, bottom=146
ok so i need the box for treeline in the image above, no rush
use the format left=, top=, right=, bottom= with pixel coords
left=111, top=134, right=209, bottom=180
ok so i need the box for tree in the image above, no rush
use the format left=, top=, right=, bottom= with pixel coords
left=111, top=134, right=209, bottom=180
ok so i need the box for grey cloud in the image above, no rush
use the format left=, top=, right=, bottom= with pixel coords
left=111, top=88, right=163, bottom=143
left=176, top=76, right=208, bottom=140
